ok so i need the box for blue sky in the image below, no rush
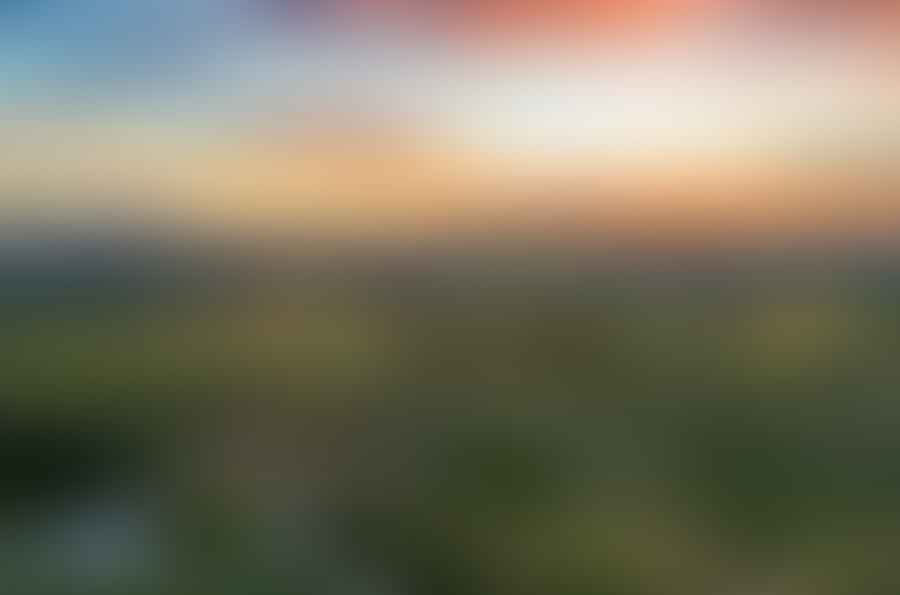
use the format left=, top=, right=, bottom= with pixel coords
left=0, top=0, right=270, bottom=111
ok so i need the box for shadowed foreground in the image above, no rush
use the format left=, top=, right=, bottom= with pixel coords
left=2, top=246, right=900, bottom=595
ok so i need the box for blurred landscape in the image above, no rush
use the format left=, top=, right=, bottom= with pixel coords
left=3, top=1, right=900, bottom=594
left=3, top=217, right=900, bottom=595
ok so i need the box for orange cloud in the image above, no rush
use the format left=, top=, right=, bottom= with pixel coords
left=335, top=0, right=719, bottom=43
left=457, top=0, right=712, bottom=33
left=335, top=0, right=900, bottom=46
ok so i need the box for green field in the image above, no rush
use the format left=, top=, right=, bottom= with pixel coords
left=3, top=266, right=900, bottom=595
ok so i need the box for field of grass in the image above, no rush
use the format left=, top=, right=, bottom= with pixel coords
left=2, top=266, right=900, bottom=594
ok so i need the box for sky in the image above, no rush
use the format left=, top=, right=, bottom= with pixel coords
left=1, top=0, right=899, bottom=241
